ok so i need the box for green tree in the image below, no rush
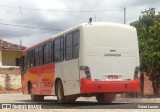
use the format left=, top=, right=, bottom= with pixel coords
left=131, top=8, right=160, bottom=95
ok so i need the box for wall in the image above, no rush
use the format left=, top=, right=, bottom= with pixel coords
left=0, top=67, right=21, bottom=90
left=121, top=72, right=154, bottom=98
left=2, top=50, right=22, bottom=66
left=0, top=68, right=20, bottom=75
left=142, top=73, right=153, bottom=95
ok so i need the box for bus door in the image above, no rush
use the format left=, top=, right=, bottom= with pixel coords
left=62, top=59, right=80, bottom=95
left=62, top=30, right=80, bottom=95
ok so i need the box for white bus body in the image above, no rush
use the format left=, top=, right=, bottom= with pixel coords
left=53, top=22, right=140, bottom=99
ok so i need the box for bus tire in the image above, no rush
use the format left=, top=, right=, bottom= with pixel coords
left=96, top=93, right=116, bottom=103
left=95, top=93, right=104, bottom=103
left=56, top=80, right=77, bottom=103
left=56, top=80, right=65, bottom=103
left=30, top=85, right=44, bottom=101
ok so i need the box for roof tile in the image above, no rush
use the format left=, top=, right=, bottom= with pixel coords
left=0, top=39, right=26, bottom=51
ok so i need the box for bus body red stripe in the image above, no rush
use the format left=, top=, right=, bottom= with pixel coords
left=80, top=77, right=140, bottom=93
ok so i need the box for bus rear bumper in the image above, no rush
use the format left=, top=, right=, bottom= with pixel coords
left=80, top=78, right=140, bottom=94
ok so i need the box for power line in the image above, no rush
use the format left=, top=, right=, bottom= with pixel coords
left=0, top=4, right=122, bottom=12
left=0, top=18, right=69, bottom=29
left=0, top=22, right=64, bottom=31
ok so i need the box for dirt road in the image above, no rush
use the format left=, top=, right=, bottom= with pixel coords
left=0, top=93, right=160, bottom=103
left=0, top=93, right=160, bottom=111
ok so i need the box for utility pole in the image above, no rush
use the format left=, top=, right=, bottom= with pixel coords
left=124, top=7, right=126, bottom=24
left=95, top=15, right=96, bottom=22
left=20, top=39, right=22, bottom=46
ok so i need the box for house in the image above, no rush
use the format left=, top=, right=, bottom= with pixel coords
left=0, top=39, right=26, bottom=68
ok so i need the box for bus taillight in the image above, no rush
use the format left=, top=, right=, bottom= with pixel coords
left=80, top=66, right=91, bottom=80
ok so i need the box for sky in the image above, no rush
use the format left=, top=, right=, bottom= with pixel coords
left=0, top=0, right=160, bottom=47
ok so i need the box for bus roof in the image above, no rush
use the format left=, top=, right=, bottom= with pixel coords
left=51, top=22, right=134, bottom=38
left=23, top=22, right=135, bottom=55
left=23, top=38, right=52, bottom=55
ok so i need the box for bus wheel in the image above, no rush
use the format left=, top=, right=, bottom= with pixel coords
left=96, top=93, right=116, bottom=103
left=56, top=80, right=65, bottom=103
left=30, top=85, right=44, bottom=101
left=95, top=93, right=104, bottom=102
left=56, top=80, right=77, bottom=103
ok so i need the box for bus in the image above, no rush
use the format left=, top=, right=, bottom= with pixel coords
left=20, top=22, right=140, bottom=103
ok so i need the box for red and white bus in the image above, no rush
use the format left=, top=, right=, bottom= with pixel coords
left=20, top=22, right=140, bottom=103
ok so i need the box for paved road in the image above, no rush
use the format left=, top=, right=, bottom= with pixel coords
left=0, top=93, right=160, bottom=111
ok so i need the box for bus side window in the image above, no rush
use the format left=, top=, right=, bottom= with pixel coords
left=39, top=46, right=43, bottom=66
left=43, top=42, right=52, bottom=64
left=60, top=37, right=64, bottom=61
left=27, top=50, right=33, bottom=68
left=30, top=49, right=35, bottom=67
left=26, top=51, right=30, bottom=68
left=53, top=36, right=64, bottom=62
left=65, top=33, right=73, bottom=60
left=29, top=50, right=32, bottom=67
left=44, top=44, right=49, bottom=64
left=48, top=42, right=52, bottom=63
left=65, top=30, right=80, bottom=61
left=73, top=31, right=80, bottom=59
left=54, top=38, right=61, bottom=62
left=35, top=47, right=39, bottom=66
left=20, top=56, right=25, bottom=73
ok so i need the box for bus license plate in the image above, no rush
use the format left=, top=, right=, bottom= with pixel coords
left=108, top=75, right=118, bottom=79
